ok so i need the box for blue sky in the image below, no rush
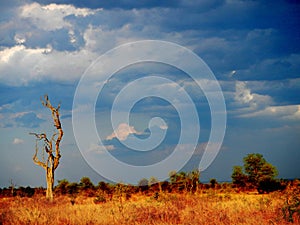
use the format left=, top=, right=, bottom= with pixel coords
left=0, top=0, right=299, bottom=187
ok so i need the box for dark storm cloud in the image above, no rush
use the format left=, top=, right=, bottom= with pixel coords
left=31, top=0, right=224, bottom=10
left=0, top=0, right=300, bottom=186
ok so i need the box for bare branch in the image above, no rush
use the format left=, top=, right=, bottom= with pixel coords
left=50, top=132, right=57, bottom=142
left=32, top=140, right=47, bottom=169
left=29, top=132, right=45, bottom=140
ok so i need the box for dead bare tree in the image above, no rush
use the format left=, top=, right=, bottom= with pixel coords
left=30, top=95, right=63, bottom=201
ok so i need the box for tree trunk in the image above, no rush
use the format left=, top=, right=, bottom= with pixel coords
left=46, top=167, right=54, bottom=201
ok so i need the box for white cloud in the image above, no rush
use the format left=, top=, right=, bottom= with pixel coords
left=106, top=123, right=142, bottom=141
left=82, top=24, right=144, bottom=53
left=241, top=104, right=300, bottom=120
left=0, top=44, right=96, bottom=86
left=234, top=81, right=273, bottom=110
left=235, top=81, right=253, bottom=104
left=1, top=3, right=250, bottom=87
left=20, top=3, right=99, bottom=31
left=0, top=103, right=13, bottom=112
left=160, top=124, right=168, bottom=130
left=13, top=138, right=24, bottom=144
left=68, top=29, right=76, bottom=44
left=88, top=143, right=115, bottom=154
left=14, top=34, right=26, bottom=45
left=229, top=70, right=237, bottom=77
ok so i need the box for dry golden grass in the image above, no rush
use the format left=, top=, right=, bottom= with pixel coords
left=0, top=191, right=298, bottom=225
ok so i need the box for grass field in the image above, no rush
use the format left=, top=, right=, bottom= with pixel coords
left=1, top=189, right=299, bottom=225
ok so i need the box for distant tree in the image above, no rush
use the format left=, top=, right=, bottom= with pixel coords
left=244, top=153, right=278, bottom=186
left=160, top=181, right=171, bottom=192
left=232, top=153, right=278, bottom=192
left=22, top=186, right=35, bottom=197
left=9, top=179, right=16, bottom=197
left=138, top=178, right=149, bottom=192
left=97, top=181, right=109, bottom=193
left=66, top=182, right=79, bottom=205
left=177, top=172, right=187, bottom=191
left=210, top=178, right=217, bottom=189
left=67, top=182, right=79, bottom=196
left=175, top=171, right=187, bottom=192
left=149, top=177, right=161, bottom=192
left=148, top=176, right=159, bottom=186
left=138, top=178, right=149, bottom=187
left=169, top=170, right=177, bottom=184
left=56, top=179, right=70, bottom=195
left=232, top=166, right=247, bottom=187
left=79, top=177, right=94, bottom=191
left=30, top=95, right=63, bottom=201
left=187, top=169, right=200, bottom=193
left=169, top=170, right=200, bottom=193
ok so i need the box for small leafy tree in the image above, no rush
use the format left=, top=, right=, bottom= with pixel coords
left=232, top=166, right=247, bottom=187
left=187, top=169, right=200, bottom=193
left=98, top=181, right=109, bottom=193
left=149, top=176, right=161, bottom=193
left=168, top=171, right=187, bottom=192
left=244, top=153, right=278, bottom=186
left=80, top=177, right=94, bottom=190
left=79, top=177, right=95, bottom=196
left=67, top=182, right=79, bottom=196
left=169, top=170, right=177, bottom=184
left=138, top=178, right=149, bottom=192
left=67, top=182, right=79, bottom=205
left=210, top=178, right=217, bottom=189
left=56, top=179, right=69, bottom=195
left=232, top=153, right=278, bottom=192
left=169, top=170, right=200, bottom=193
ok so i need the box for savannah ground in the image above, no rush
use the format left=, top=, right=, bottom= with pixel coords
left=1, top=187, right=299, bottom=225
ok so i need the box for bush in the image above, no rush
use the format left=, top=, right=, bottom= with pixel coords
left=282, top=181, right=300, bottom=222
left=257, top=179, right=285, bottom=194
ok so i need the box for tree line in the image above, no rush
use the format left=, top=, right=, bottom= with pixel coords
left=0, top=163, right=293, bottom=201
left=23, top=96, right=293, bottom=201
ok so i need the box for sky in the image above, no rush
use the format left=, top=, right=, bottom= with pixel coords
left=0, top=0, right=300, bottom=187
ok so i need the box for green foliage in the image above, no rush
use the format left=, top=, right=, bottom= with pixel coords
left=138, top=178, right=149, bottom=192
left=148, top=176, right=159, bottom=186
left=282, top=181, right=300, bottom=222
left=243, top=153, right=277, bottom=186
left=97, top=181, right=108, bottom=191
left=138, top=178, right=149, bottom=187
left=79, top=177, right=94, bottom=191
left=232, top=153, right=278, bottom=191
left=67, top=182, right=79, bottom=196
left=167, top=169, right=200, bottom=193
left=169, top=170, right=177, bottom=184
left=24, top=186, right=35, bottom=197
left=16, top=186, right=35, bottom=197
left=232, top=166, right=247, bottom=187
left=210, top=179, right=217, bottom=188
left=187, top=169, right=200, bottom=193
left=56, top=179, right=70, bottom=195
